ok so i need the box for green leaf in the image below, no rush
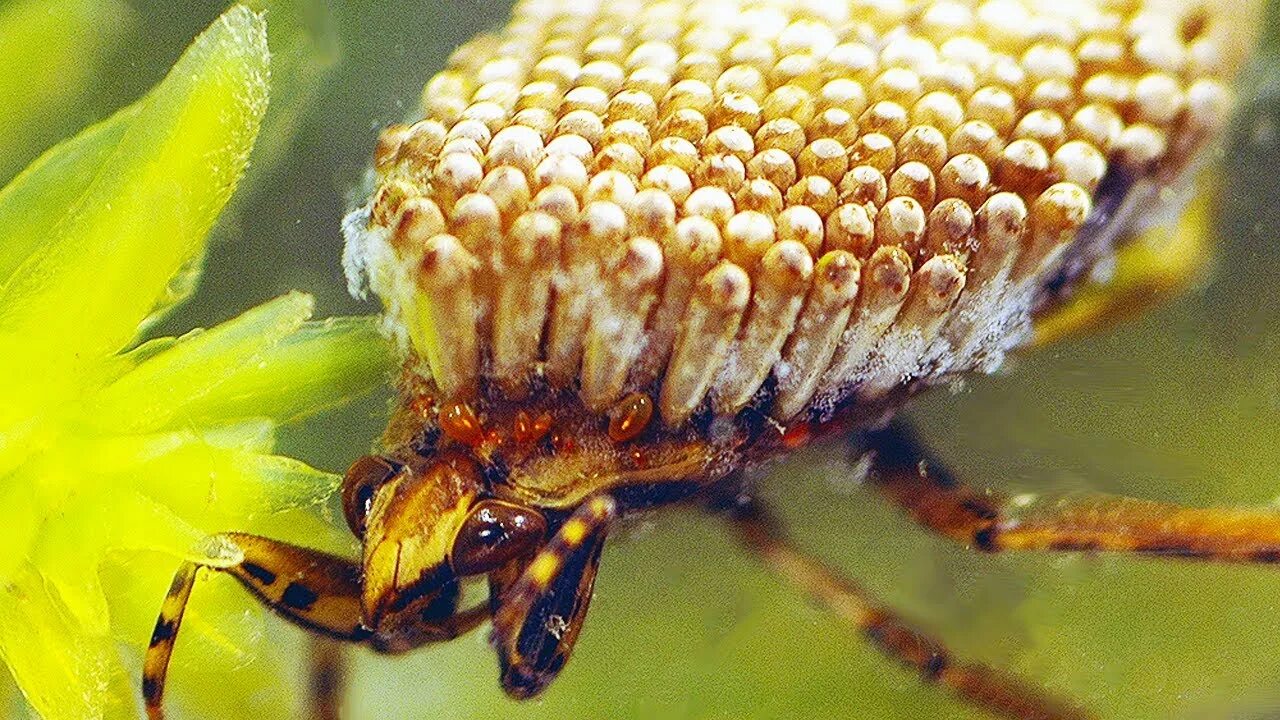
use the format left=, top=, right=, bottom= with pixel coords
left=0, top=0, right=133, bottom=183
left=0, top=5, right=270, bottom=393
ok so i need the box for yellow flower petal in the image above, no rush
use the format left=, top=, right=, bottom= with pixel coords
left=176, top=314, right=392, bottom=426
left=0, top=5, right=269, bottom=393
left=0, top=8, right=347, bottom=718
left=92, top=292, right=315, bottom=433
left=0, top=566, right=134, bottom=720
left=242, top=0, right=339, bottom=184
left=0, top=106, right=138, bottom=289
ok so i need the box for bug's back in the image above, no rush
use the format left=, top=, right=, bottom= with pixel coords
left=344, top=0, right=1245, bottom=431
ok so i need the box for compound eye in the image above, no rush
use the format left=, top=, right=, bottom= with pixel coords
left=451, top=500, right=547, bottom=576
left=341, top=455, right=400, bottom=537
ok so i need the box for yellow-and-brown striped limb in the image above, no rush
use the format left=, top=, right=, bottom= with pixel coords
left=727, top=505, right=1094, bottom=720
left=142, top=534, right=370, bottom=720
left=142, top=562, right=196, bottom=720
left=869, top=425, right=1280, bottom=563
left=491, top=495, right=618, bottom=699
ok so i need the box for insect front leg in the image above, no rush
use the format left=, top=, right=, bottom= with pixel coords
left=490, top=495, right=617, bottom=699
left=142, top=533, right=369, bottom=720
left=719, top=499, right=1095, bottom=720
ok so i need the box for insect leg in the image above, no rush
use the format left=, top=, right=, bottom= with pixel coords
left=490, top=495, right=617, bottom=699
left=723, top=500, right=1095, bottom=720
left=308, top=637, right=347, bottom=720
left=869, top=423, right=1280, bottom=563
left=142, top=533, right=369, bottom=720
left=487, top=552, right=532, bottom=613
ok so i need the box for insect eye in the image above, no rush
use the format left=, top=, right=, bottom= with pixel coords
left=341, top=455, right=401, bottom=538
left=450, top=500, right=547, bottom=576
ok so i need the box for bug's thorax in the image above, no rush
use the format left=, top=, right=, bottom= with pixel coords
left=370, top=366, right=923, bottom=521
left=341, top=377, right=751, bottom=639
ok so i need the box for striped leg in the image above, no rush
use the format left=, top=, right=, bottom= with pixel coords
left=868, top=424, right=1280, bottom=562
left=308, top=637, right=348, bottom=720
left=142, top=562, right=197, bottom=719
left=490, top=495, right=617, bottom=699
left=724, top=502, right=1095, bottom=720
left=143, top=534, right=369, bottom=720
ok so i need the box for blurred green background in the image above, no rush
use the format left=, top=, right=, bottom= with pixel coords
left=3, top=1, right=1280, bottom=718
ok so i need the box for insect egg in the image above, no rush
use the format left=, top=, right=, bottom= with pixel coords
left=609, top=392, right=654, bottom=443
left=342, top=0, right=1242, bottom=433
left=439, top=401, right=485, bottom=447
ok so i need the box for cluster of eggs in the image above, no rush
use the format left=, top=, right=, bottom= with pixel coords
left=345, top=0, right=1236, bottom=427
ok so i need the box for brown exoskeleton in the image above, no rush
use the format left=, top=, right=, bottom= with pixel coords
left=143, top=1, right=1272, bottom=718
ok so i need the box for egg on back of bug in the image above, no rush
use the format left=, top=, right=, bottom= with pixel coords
left=344, top=0, right=1255, bottom=434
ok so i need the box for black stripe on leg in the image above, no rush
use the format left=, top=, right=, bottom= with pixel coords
left=142, top=677, right=161, bottom=704
left=972, top=526, right=998, bottom=552
left=167, top=572, right=189, bottom=595
left=864, top=613, right=950, bottom=683
left=149, top=620, right=177, bottom=647
left=922, top=651, right=950, bottom=682
left=282, top=582, right=319, bottom=611
left=242, top=561, right=277, bottom=586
